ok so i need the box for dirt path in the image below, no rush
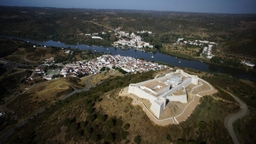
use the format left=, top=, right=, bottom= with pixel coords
left=223, top=89, right=249, bottom=144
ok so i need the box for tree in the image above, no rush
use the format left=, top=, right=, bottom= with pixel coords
left=91, top=132, right=100, bottom=142
left=177, top=139, right=185, bottom=144
left=105, top=118, right=115, bottom=128
left=105, top=132, right=114, bottom=142
left=86, top=107, right=95, bottom=113
left=188, top=140, right=196, bottom=144
left=83, top=127, right=93, bottom=136
left=70, top=122, right=78, bottom=131
left=87, top=114, right=96, bottom=122
left=123, top=123, right=130, bottom=130
left=79, top=121, right=87, bottom=128
left=134, top=135, right=141, bottom=144
left=166, top=134, right=172, bottom=142
left=199, top=121, right=207, bottom=130
left=100, top=67, right=106, bottom=72
left=97, top=113, right=107, bottom=122
left=121, top=131, right=129, bottom=140
left=74, top=129, right=83, bottom=137
left=63, top=118, right=71, bottom=126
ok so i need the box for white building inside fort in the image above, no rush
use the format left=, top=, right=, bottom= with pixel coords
left=128, top=69, right=199, bottom=119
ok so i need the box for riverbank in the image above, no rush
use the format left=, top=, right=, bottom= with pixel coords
left=158, top=47, right=256, bottom=74
left=1, top=35, right=256, bottom=80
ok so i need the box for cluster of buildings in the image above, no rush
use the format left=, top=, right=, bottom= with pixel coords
left=137, top=30, right=152, bottom=34
left=128, top=69, right=199, bottom=119
left=202, top=45, right=214, bottom=59
left=84, top=31, right=110, bottom=40
left=241, top=61, right=255, bottom=67
left=58, top=54, right=167, bottom=77
left=113, top=28, right=154, bottom=49
left=175, top=38, right=217, bottom=59
left=175, top=38, right=217, bottom=46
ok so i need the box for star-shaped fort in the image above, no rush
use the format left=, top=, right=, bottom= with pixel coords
left=120, top=69, right=218, bottom=125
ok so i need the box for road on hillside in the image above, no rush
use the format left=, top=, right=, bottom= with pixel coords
left=223, top=89, right=249, bottom=144
left=0, top=75, right=95, bottom=144
left=61, top=75, right=93, bottom=100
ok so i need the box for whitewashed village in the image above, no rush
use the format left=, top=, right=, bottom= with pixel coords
left=35, top=54, right=167, bottom=81
left=112, top=28, right=154, bottom=49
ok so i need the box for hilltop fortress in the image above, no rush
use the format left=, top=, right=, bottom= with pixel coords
left=128, top=69, right=200, bottom=119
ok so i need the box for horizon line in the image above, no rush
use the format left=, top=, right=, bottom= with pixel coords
left=1, top=5, right=256, bottom=15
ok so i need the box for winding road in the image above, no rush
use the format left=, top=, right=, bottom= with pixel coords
left=0, top=75, right=95, bottom=144
left=223, top=89, right=249, bottom=144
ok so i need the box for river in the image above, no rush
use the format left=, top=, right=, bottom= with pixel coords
left=0, top=64, right=6, bottom=76
left=1, top=36, right=256, bottom=80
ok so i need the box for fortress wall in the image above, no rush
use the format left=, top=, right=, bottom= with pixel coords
left=191, top=76, right=199, bottom=85
left=166, top=94, right=187, bottom=103
left=128, top=85, right=156, bottom=102
left=150, top=100, right=165, bottom=119
left=131, top=78, right=154, bottom=86
left=161, top=78, right=191, bottom=98
left=181, top=78, right=192, bottom=87
left=140, top=86, right=157, bottom=95
left=155, top=85, right=170, bottom=95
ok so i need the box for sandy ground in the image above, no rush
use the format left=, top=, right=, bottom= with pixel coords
left=175, top=95, right=200, bottom=122
left=119, top=78, right=218, bottom=126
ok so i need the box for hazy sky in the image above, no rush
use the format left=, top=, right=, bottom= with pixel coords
left=0, top=0, right=256, bottom=14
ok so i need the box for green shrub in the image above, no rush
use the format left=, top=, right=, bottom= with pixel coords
left=70, top=122, right=78, bottom=131
left=199, top=121, right=207, bottom=130
left=121, top=131, right=129, bottom=140
left=177, top=139, right=185, bottom=144
left=83, top=127, right=93, bottom=136
left=63, top=118, right=71, bottom=126
left=123, top=123, right=130, bottom=130
left=166, top=134, right=172, bottom=142
left=87, top=114, right=96, bottom=122
left=91, top=132, right=101, bottom=142
left=134, top=135, right=141, bottom=144
left=105, top=132, right=114, bottom=142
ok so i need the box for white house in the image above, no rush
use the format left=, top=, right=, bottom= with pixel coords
left=92, top=36, right=103, bottom=40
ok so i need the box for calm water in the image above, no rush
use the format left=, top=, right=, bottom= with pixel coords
left=2, top=36, right=256, bottom=80
left=0, top=64, right=6, bottom=76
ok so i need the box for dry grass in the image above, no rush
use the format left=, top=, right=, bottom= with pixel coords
left=5, top=54, right=26, bottom=63
left=162, top=43, right=201, bottom=58
left=95, top=89, right=172, bottom=143
left=192, top=81, right=211, bottom=94
left=6, top=76, right=88, bottom=122
left=90, top=73, right=109, bottom=86
left=153, top=68, right=173, bottom=78
left=26, top=47, right=53, bottom=61
left=5, top=47, right=67, bottom=64
left=90, top=70, right=123, bottom=86
left=29, top=77, right=82, bottom=102
left=79, top=75, right=91, bottom=87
